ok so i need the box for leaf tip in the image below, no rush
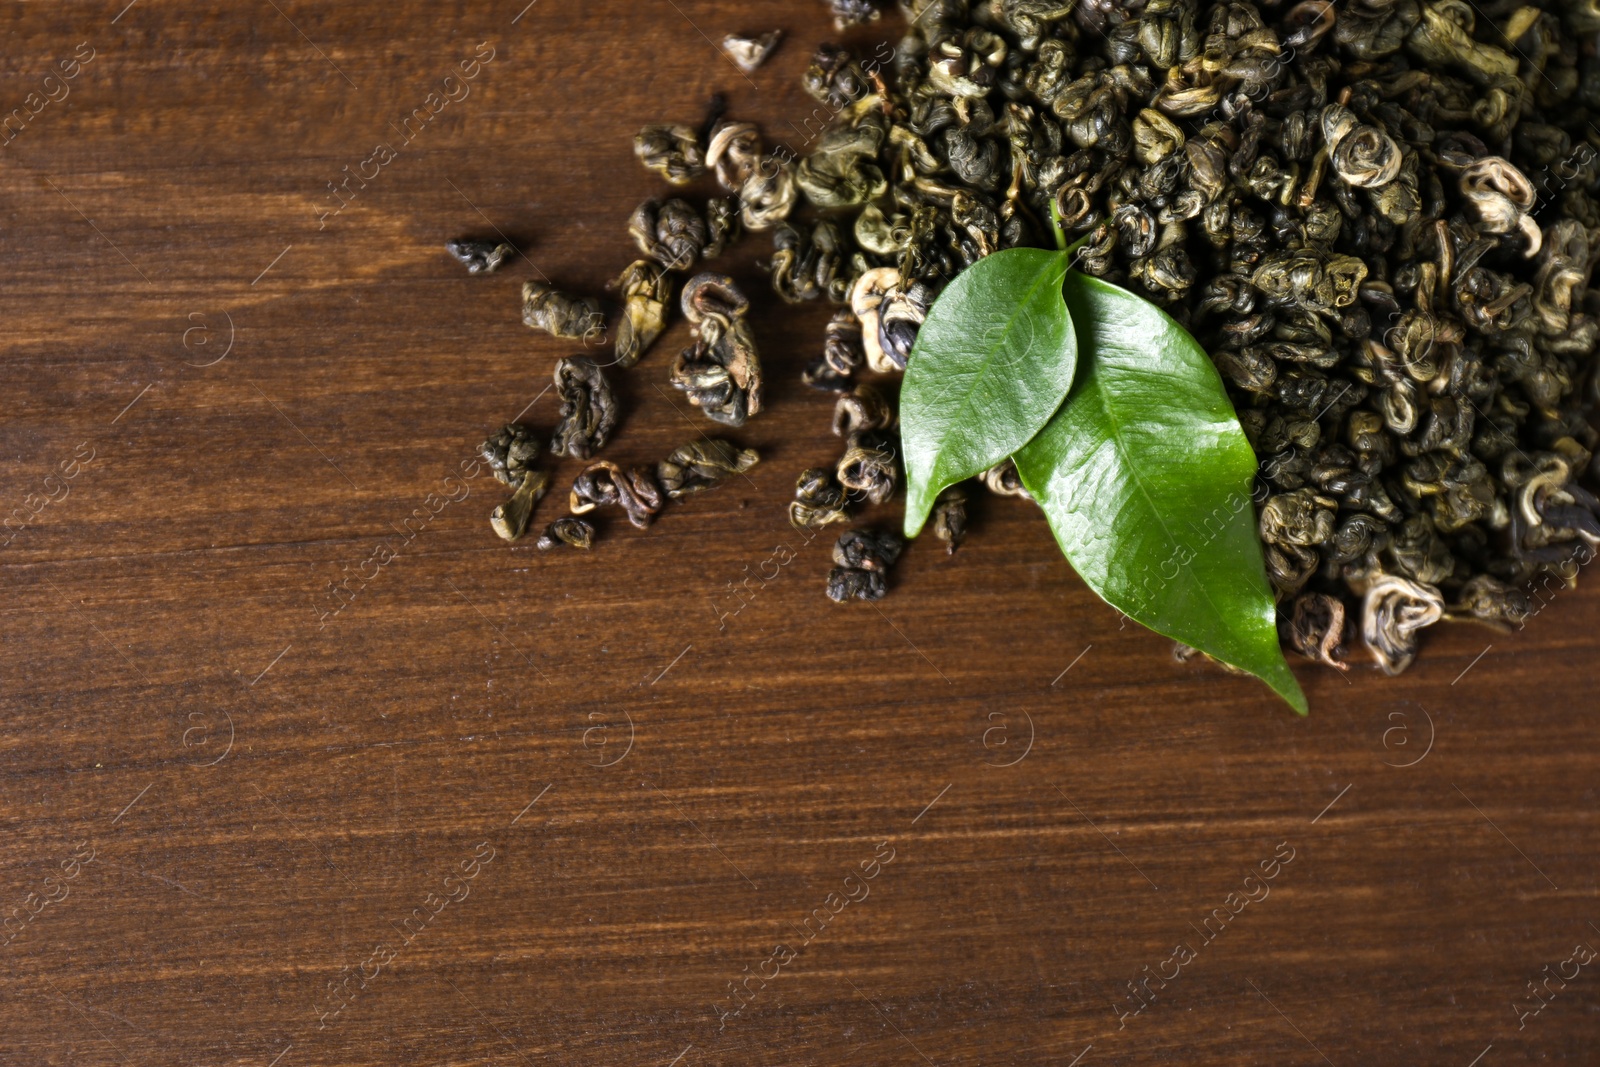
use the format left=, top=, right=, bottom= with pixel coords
left=902, top=501, right=929, bottom=540
left=902, top=474, right=940, bottom=540
left=1271, top=668, right=1310, bottom=717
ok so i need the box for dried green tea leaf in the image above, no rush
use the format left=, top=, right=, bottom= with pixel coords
left=722, top=31, right=782, bottom=74
left=822, top=0, right=881, bottom=31
left=837, top=431, right=898, bottom=505
left=834, top=528, right=903, bottom=571
left=633, top=124, right=705, bottom=185
left=826, top=528, right=903, bottom=603
left=630, top=199, right=710, bottom=270
left=703, top=197, right=741, bottom=259
left=672, top=273, right=763, bottom=426
left=933, top=484, right=968, bottom=554
left=1447, top=575, right=1531, bottom=631
left=803, top=309, right=864, bottom=389
left=797, top=123, right=889, bottom=209
left=570, top=461, right=664, bottom=529
left=446, top=238, right=512, bottom=274
left=522, top=281, right=602, bottom=342
left=481, top=424, right=541, bottom=489
left=1361, top=575, right=1443, bottom=675
left=827, top=567, right=887, bottom=602
left=657, top=439, right=760, bottom=498
left=491, top=469, right=549, bottom=543
left=1287, top=592, right=1347, bottom=670
left=832, top=383, right=894, bottom=438
left=851, top=268, right=932, bottom=372
left=790, top=467, right=851, bottom=529
left=611, top=260, right=673, bottom=370
left=536, top=517, right=595, bottom=550
left=803, top=43, right=870, bottom=103
left=980, top=459, right=1030, bottom=499
left=771, top=222, right=826, bottom=304
left=737, top=162, right=798, bottom=232
left=707, top=121, right=763, bottom=191
left=550, top=356, right=617, bottom=460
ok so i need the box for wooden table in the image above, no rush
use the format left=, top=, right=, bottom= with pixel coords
left=3, top=2, right=1595, bottom=1064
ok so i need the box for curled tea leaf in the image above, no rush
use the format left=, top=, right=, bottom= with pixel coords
left=722, top=31, right=782, bottom=74
left=838, top=432, right=899, bottom=505
left=981, top=459, right=1031, bottom=498
left=851, top=267, right=932, bottom=372
left=537, top=517, right=595, bottom=551
left=491, top=469, right=550, bottom=543
left=827, top=567, right=888, bottom=602
left=1250, top=250, right=1367, bottom=314
left=1331, top=125, right=1403, bottom=189
left=1287, top=592, right=1348, bottom=670
left=832, top=383, right=895, bottom=438
left=1458, top=157, right=1541, bottom=256
left=804, top=309, right=865, bottom=390
left=630, top=198, right=709, bottom=270
left=611, top=260, right=673, bottom=370
left=570, top=461, right=664, bottom=529
left=823, top=308, right=864, bottom=376
left=821, top=0, right=881, bottom=31
left=481, top=424, right=542, bottom=489
left=1448, top=575, right=1531, bottom=630
left=933, top=484, right=968, bottom=554
left=633, top=124, right=705, bottom=185
left=1360, top=574, right=1444, bottom=675
left=446, top=238, right=512, bottom=275
left=826, top=527, right=903, bottom=603
left=790, top=467, right=851, bottom=529
left=803, top=43, right=871, bottom=103
left=777, top=219, right=860, bottom=305
left=657, top=439, right=760, bottom=498
left=738, top=161, right=800, bottom=232
left=797, top=124, right=889, bottom=209
left=672, top=273, right=763, bottom=426
left=550, top=356, right=617, bottom=460
left=707, top=120, right=764, bottom=190
left=1260, top=489, right=1338, bottom=547
left=833, top=528, right=903, bottom=571
left=703, top=197, right=741, bottom=259
left=522, top=281, right=603, bottom=342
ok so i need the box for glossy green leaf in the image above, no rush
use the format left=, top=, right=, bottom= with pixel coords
left=901, top=247, right=1077, bottom=537
left=1013, top=273, right=1307, bottom=715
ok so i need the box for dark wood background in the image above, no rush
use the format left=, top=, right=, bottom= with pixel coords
left=2, top=2, right=1596, bottom=1064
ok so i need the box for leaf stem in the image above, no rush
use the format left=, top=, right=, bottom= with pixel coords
left=1047, top=193, right=1067, bottom=252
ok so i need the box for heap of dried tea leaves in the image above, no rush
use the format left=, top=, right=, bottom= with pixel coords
left=460, top=0, right=1600, bottom=712
left=741, top=0, right=1600, bottom=710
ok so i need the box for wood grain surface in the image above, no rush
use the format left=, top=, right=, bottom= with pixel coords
left=2, top=3, right=1597, bottom=1065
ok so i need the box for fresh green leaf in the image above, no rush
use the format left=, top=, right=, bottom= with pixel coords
left=1013, top=272, right=1307, bottom=715
left=901, top=248, right=1078, bottom=537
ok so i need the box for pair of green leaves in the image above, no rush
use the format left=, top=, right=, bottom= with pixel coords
left=900, top=245, right=1308, bottom=715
